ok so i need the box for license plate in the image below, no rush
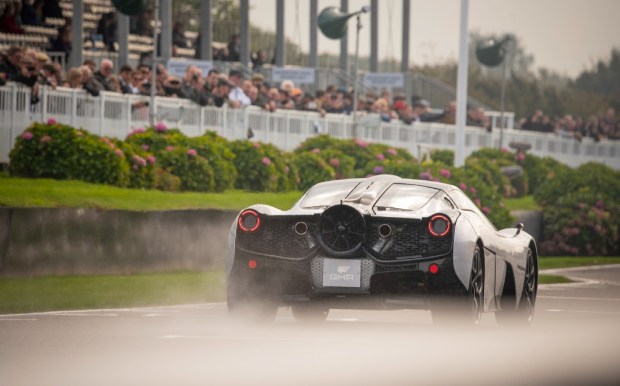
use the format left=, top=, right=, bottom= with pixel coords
left=322, top=258, right=361, bottom=288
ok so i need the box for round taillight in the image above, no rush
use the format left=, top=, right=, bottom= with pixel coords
left=428, top=214, right=450, bottom=237
left=238, top=210, right=260, bottom=232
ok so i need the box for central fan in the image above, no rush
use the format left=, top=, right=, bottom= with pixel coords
left=318, top=205, right=366, bottom=256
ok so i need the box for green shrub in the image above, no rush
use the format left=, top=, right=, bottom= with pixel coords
left=262, top=143, right=298, bottom=191
left=186, top=134, right=237, bottom=192
left=229, top=140, right=278, bottom=192
left=534, top=163, right=620, bottom=256
left=292, top=152, right=335, bottom=191
left=540, top=187, right=619, bottom=256
left=114, top=140, right=156, bottom=189
left=157, top=147, right=215, bottom=192
left=521, top=155, right=568, bottom=196
left=9, top=122, right=129, bottom=186
left=430, top=149, right=454, bottom=166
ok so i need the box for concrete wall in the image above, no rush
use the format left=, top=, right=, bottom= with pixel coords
left=0, top=208, right=238, bottom=276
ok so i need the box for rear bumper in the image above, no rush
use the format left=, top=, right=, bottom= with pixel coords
left=228, top=249, right=466, bottom=310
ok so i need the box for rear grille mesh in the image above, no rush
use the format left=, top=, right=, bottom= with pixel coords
left=236, top=216, right=318, bottom=258
left=365, top=220, right=451, bottom=260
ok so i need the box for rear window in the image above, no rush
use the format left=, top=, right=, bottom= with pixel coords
left=374, top=184, right=439, bottom=211
left=300, top=180, right=361, bottom=208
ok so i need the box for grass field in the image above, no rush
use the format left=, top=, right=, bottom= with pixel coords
left=0, top=270, right=225, bottom=314
left=503, top=195, right=541, bottom=211
left=0, top=176, right=303, bottom=211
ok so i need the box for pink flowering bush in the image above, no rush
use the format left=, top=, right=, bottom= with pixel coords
left=229, top=140, right=280, bottom=192
left=536, top=163, right=620, bottom=256
left=291, top=152, right=335, bottom=191
left=9, top=122, right=129, bottom=186
left=157, top=147, right=215, bottom=192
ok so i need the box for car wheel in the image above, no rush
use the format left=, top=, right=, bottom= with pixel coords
left=431, top=245, right=484, bottom=325
left=291, top=303, right=329, bottom=323
left=227, top=283, right=278, bottom=323
left=495, top=249, right=537, bottom=326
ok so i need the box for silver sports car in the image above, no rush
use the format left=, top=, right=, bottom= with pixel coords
left=226, top=174, right=538, bottom=325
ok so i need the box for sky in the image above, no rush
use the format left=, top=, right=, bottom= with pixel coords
left=250, top=0, right=620, bottom=78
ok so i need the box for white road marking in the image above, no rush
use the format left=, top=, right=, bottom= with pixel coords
left=539, top=295, right=620, bottom=302
left=545, top=309, right=620, bottom=315
left=160, top=335, right=377, bottom=343
left=0, top=318, right=37, bottom=321
left=332, top=318, right=359, bottom=322
left=0, top=302, right=225, bottom=317
left=49, top=313, right=119, bottom=317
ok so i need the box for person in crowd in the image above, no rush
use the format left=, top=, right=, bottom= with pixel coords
left=439, top=101, right=457, bottom=125
left=96, top=12, right=117, bottom=52
left=50, top=24, right=72, bottom=60
left=80, top=65, right=102, bottom=96
left=0, top=46, right=24, bottom=81
left=62, top=67, right=82, bottom=88
left=180, top=65, right=207, bottom=105
left=202, top=68, right=220, bottom=95
left=162, top=75, right=184, bottom=98
left=227, top=34, right=241, bottom=62
left=93, top=59, right=115, bottom=91
left=38, top=63, right=58, bottom=88
left=21, top=0, right=45, bottom=26
left=227, top=69, right=250, bottom=106
left=118, top=64, right=133, bottom=94
left=213, top=78, right=234, bottom=107
left=0, top=2, right=24, bottom=34
left=106, top=75, right=122, bottom=93
left=42, top=0, right=62, bottom=19
left=172, top=21, right=187, bottom=48
left=129, top=70, right=144, bottom=94
left=134, top=9, right=153, bottom=36
left=251, top=50, right=266, bottom=72
left=10, top=55, right=40, bottom=103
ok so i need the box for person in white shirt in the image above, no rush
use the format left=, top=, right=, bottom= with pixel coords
left=227, top=69, right=251, bottom=106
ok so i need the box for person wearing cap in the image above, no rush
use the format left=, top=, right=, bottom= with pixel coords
left=228, top=70, right=251, bottom=106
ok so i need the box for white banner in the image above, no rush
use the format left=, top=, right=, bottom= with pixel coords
left=271, top=67, right=316, bottom=85
left=362, top=72, right=405, bottom=88
left=167, top=59, right=214, bottom=78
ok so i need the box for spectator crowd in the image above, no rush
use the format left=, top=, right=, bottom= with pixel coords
left=0, top=0, right=618, bottom=141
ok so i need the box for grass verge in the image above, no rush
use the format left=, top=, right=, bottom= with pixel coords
left=0, top=177, right=303, bottom=211
left=0, top=270, right=225, bottom=315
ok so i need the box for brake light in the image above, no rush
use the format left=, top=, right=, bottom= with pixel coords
left=428, top=214, right=451, bottom=237
left=238, top=210, right=260, bottom=232
left=429, top=263, right=439, bottom=274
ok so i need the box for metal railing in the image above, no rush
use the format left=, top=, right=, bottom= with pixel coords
left=1, top=83, right=617, bottom=170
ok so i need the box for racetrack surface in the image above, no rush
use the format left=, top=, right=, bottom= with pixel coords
left=1, top=265, right=620, bottom=386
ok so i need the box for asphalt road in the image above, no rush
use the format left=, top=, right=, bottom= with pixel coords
left=1, top=265, right=620, bottom=386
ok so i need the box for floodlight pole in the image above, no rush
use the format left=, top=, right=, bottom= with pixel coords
left=498, top=57, right=507, bottom=150
left=352, top=12, right=362, bottom=138
left=150, top=0, right=160, bottom=127
left=351, top=6, right=369, bottom=138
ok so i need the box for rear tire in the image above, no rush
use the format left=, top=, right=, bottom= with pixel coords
left=495, top=249, right=537, bottom=326
left=431, top=245, right=484, bottom=325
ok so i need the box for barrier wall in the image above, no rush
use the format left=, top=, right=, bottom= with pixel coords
left=1, top=83, right=618, bottom=169
left=0, top=208, right=237, bottom=276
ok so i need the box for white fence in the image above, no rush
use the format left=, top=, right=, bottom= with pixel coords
left=1, top=83, right=618, bottom=169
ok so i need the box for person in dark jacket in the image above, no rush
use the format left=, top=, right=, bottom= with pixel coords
left=93, top=59, right=115, bottom=92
